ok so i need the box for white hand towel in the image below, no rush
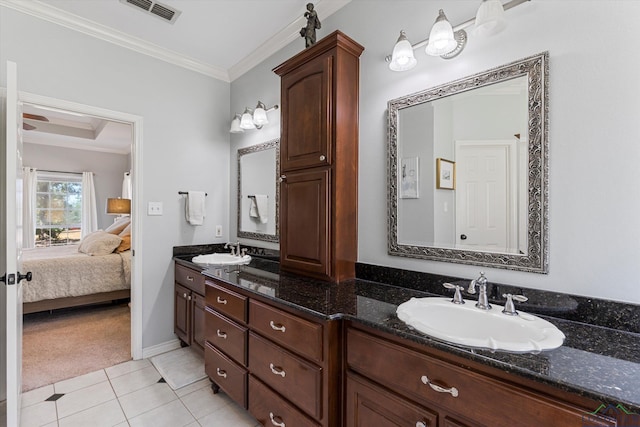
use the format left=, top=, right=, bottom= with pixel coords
left=185, top=191, right=206, bottom=225
left=254, top=195, right=269, bottom=224
left=249, top=197, right=260, bottom=219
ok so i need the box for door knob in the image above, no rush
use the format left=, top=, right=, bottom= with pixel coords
left=460, top=234, right=467, bottom=240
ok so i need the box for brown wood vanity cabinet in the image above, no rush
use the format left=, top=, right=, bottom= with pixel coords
left=273, top=31, right=364, bottom=283
left=174, top=263, right=205, bottom=353
left=345, top=323, right=617, bottom=427
left=204, top=278, right=341, bottom=427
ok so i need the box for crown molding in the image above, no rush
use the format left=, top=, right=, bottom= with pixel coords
left=0, top=0, right=230, bottom=82
left=228, top=0, right=352, bottom=81
left=1, top=0, right=351, bottom=83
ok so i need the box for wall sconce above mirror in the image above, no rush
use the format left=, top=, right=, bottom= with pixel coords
left=230, top=101, right=279, bottom=133
left=386, top=0, right=529, bottom=71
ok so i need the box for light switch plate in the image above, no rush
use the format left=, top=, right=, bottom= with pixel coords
left=215, top=225, right=223, bottom=237
left=148, top=201, right=163, bottom=216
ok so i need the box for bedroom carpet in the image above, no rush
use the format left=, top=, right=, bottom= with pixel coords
left=22, top=302, right=131, bottom=392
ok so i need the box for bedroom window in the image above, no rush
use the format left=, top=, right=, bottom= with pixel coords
left=35, top=172, right=83, bottom=247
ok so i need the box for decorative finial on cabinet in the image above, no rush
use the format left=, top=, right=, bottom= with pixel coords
left=300, top=3, right=321, bottom=48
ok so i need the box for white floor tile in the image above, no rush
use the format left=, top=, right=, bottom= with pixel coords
left=174, top=378, right=210, bottom=398
left=197, top=400, right=258, bottom=427
left=105, top=359, right=149, bottom=380
left=117, top=382, right=177, bottom=420
left=54, top=369, right=108, bottom=394
left=113, top=423, right=129, bottom=427
left=42, top=422, right=58, bottom=427
left=110, top=366, right=161, bottom=397
left=57, top=399, right=126, bottom=427
left=22, top=384, right=54, bottom=408
left=180, top=386, right=232, bottom=420
left=20, top=401, right=57, bottom=427
left=128, top=399, right=195, bottom=427
left=184, top=423, right=199, bottom=427
left=55, top=381, right=116, bottom=419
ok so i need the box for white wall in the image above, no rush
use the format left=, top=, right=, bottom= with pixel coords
left=1, top=7, right=231, bottom=349
left=23, top=143, right=129, bottom=230
left=230, top=0, right=640, bottom=304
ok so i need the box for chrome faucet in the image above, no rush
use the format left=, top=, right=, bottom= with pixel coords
left=467, top=272, right=491, bottom=310
left=224, top=241, right=241, bottom=256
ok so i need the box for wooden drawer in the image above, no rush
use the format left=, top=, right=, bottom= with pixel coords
left=347, top=328, right=616, bottom=427
left=249, top=375, right=320, bottom=427
left=249, top=299, right=323, bottom=363
left=248, top=332, right=322, bottom=419
left=205, top=282, right=247, bottom=324
left=205, top=307, right=247, bottom=365
left=175, top=264, right=204, bottom=295
left=204, top=342, right=247, bottom=408
left=346, top=372, right=438, bottom=427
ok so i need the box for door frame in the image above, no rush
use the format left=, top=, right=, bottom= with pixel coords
left=20, top=91, right=144, bottom=360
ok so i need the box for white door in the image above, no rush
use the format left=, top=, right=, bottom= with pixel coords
left=1, top=60, right=26, bottom=426
left=455, top=141, right=517, bottom=253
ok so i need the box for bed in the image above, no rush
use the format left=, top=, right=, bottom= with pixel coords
left=21, top=219, right=132, bottom=314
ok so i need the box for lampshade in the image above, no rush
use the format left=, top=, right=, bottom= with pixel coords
left=229, top=114, right=244, bottom=133
left=475, top=0, right=506, bottom=36
left=389, top=30, right=417, bottom=71
left=106, top=198, right=131, bottom=215
left=239, top=107, right=256, bottom=130
left=253, top=101, right=269, bottom=127
left=425, top=9, right=458, bottom=56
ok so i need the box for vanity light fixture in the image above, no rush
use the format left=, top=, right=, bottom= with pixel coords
left=230, top=102, right=279, bottom=133
left=386, top=0, right=529, bottom=71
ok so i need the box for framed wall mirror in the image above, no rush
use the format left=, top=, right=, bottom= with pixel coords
left=238, top=138, right=279, bottom=243
left=388, top=52, right=548, bottom=273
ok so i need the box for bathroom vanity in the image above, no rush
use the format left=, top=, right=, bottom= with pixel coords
left=174, top=251, right=640, bottom=427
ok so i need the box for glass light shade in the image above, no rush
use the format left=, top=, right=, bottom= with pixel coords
left=253, top=102, right=269, bottom=127
left=239, top=108, right=256, bottom=130
left=389, top=31, right=417, bottom=71
left=106, top=198, right=131, bottom=215
left=425, top=9, right=458, bottom=56
left=229, top=114, right=244, bottom=133
left=475, top=0, right=506, bottom=36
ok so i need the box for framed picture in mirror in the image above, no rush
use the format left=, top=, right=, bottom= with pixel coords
left=436, top=158, right=455, bottom=190
left=400, top=157, right=419, bottom=198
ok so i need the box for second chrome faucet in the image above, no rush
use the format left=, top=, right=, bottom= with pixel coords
left=467, top=272, right=491, bottom=310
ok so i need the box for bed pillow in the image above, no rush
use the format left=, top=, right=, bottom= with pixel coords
left=119, top=223, right=131, bottom=237
left=105, top=217, right=131, bottom=235
left=78, top=231, right=122, bottom=256
left=115, top=234, right=131, bottom=253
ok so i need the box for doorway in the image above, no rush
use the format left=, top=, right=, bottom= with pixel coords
left=18, top=91, right=143, bottom=367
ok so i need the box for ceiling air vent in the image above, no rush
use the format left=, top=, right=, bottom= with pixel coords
left=119, top=0, right=182, bottom=24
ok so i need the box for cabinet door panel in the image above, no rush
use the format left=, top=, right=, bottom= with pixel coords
left=281, top=55, right=332, bottom=171
left=204, top=342, right=247, bottom=408
left=205, top=307, right=247, bottom=365
left=346, top=373, right=437, bottom=427
left=174, top=283, right=190, bottom=344
left=249, top=332, right=322, bottom=419
left=280, top=168, right=330, bottom=277
left=192, top=293, right=206, bottom=353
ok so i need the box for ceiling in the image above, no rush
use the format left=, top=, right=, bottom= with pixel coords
left=6, top=0, right=351, bottom=153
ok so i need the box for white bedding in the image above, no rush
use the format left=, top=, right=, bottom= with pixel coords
left=21, top=244, right=131, bottom=303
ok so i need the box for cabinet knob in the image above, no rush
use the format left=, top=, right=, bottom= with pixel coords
left=319, top=155, right=326, bottom=161
left=187, top=295, right=192, bottom=300
left=269, top=320, right=286, bottom=333
left=279, top=174, right=287, bottom=182
left=216, top=368, right=227, bottom=378
left=216, top=296, right=227, bottom=305
left=183, top=293, right=187, bottom=298
left=416, top=422, right=428, bottom=427
left=421, top=375, right=458, bottom=397
left=216, top=329, right=227, bottom=339
left=269, top=412, right=286, bottom=427
left=269, top=363, right=286, bottom=378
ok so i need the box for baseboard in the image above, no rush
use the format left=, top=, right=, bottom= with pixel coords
left=141, top=339, right=181, bottom=359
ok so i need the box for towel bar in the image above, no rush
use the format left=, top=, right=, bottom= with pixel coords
left=179, top=191, right=207, bottom=196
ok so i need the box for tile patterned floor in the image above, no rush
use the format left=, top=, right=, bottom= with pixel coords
left=20, top=357, right=261, bottom=427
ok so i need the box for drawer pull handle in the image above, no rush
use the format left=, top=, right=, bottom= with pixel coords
left=421, top=375, right=458, bottom=398
left=269, top=412, right=285, bottom=427
left=269, top=321, right=286, bottom=333
left=216, top=368, right=227, bottom=379
left=416, top=422, right=427, bottom=427
left=216, top=329, right=227, bottom=339
left=186, top=275, right=194, bottom=281
left=269, top=363, right=286, bottom=378
left=216, top=296, right=227, bottom=305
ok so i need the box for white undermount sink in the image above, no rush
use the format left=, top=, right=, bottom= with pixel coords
left=191, top=253, right=251, bottom=266
left=396, top=297, right=565, bottom=353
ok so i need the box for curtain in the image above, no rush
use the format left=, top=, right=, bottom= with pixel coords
left=81, top=172, right=98, bottom=238
left=122, top=171, right=132, bottom=199
left=22, top=167, right=38, bottom=249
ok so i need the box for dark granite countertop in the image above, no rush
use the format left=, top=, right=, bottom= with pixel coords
left=174, top=252, right=640, bottom=414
